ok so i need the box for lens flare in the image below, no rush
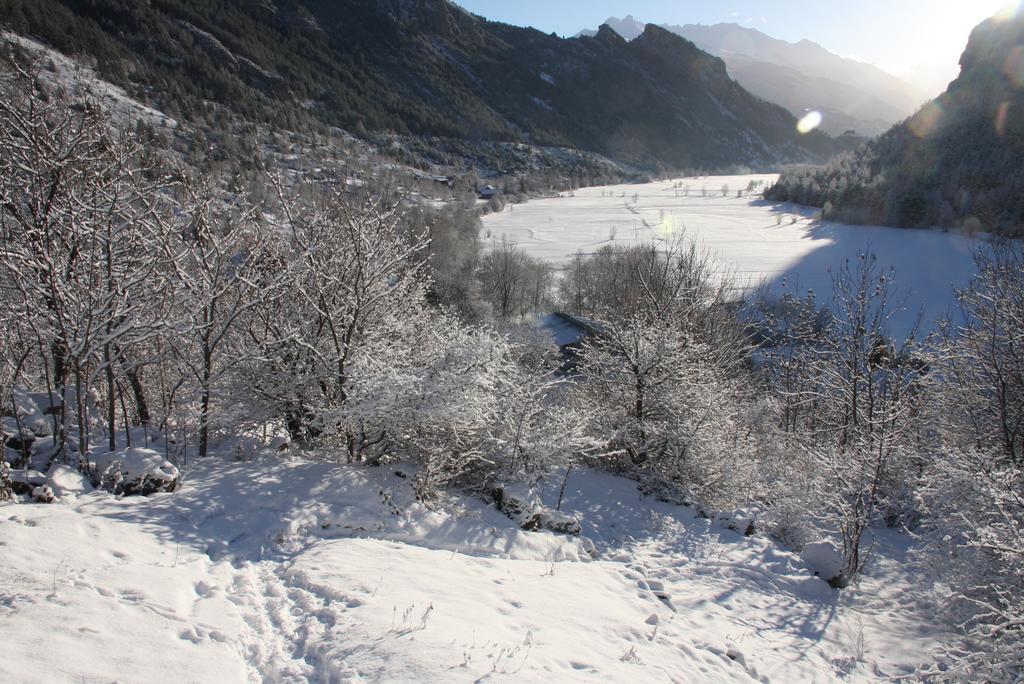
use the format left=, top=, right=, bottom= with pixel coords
left=796, top=110, right=823, bottom=134
left=909, top=101, right=944, bottom=138
left=996, top=101, right=1011, bottom=135
left=993, top=2, right=1022, bottom=23
left=1005, top=45, right=1024, bottom=87
left=657, top=213, right=682, bottom=238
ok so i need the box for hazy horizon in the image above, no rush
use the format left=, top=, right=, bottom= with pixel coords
left=453, top=0, right=1021, bottom=95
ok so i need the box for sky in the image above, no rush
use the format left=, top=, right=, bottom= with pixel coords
left=453, top=0, right=1017, bottom=77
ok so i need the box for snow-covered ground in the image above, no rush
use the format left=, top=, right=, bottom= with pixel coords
left=2, top=456, right=947, bottom=682
left=483, top=175, right=983, bottom=336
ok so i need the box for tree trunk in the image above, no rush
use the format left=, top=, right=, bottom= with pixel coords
left=105, top=342, right=116, bottom=451
left=121, top=357, right=150, bottom=426
left=198, top=344, right=212, bottom=459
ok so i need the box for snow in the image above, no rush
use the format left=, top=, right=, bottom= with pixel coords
left=2, top=32, right=178, bottom=132
left=7, top=388, right=53, bottom=437
left=801, top=540, right=846, bottom=583
left=483, top=175, right=983, bottom=337
left=45, top=464, right=93, bottom=499
left=91, top=447, right=180, bottom=487
left=0, top=457, right=948, bottom=682
left=1, top=499, right=247, bottom=683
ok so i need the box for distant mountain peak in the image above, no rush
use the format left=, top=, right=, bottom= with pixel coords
left=598, top=15, right=646, bottom=41
left=593, top=23, right=627, bottom=45
left=579, top=17, right=929, bottom=136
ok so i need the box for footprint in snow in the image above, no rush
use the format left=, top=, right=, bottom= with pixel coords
left=194, top=581, right=216, bottom=598
left=180, top=625, right=231, bottom=645
left=638, top=579, right=675, bottom=611
left=179, top=627, right=204, bottom=644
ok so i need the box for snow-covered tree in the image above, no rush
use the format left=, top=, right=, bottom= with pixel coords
left=231, top=179, right=523, bottom=492
left=236, top=181, right=431, bottom=449
left=933, top=243, right=1024, bottom=463
left=565, top=238, right=755, bottom=507
left=918, top=244, right=1024, bottom=678
left=163, top=178, right=268, bottom=458
left=762, top=253, right=927, bottom=584
left=0, top=54, right=176, bottom=460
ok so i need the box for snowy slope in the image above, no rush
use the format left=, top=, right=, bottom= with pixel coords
left=2, top=456, right=947, bottom=682
left=3, top=31, right=177, bottom=133
left=482, top=175, right=983, bottom=338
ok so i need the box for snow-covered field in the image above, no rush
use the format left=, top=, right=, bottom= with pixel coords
left=483, top=175, right=983, bottom=336
left=2, top=456, right=946, bottom=683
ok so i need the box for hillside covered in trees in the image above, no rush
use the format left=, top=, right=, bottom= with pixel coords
left=766, top=11, right=1024, bottom=235
left=0, top=0, right=836, bottom=173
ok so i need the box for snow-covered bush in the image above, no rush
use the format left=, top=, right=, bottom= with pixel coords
left=31, top=484, right=54, bottom=503
left=91, top=448, right=180, bottom=496
left=45, top=464, right=94, bottom=499
left=490, top=483, right=581, bottom=535
left=564, top=237, right=757, bottom=510
left=0, top=460, right=12, bottom=502
left=758, top=253, right=927, bottom=582
left=801, top=540, right=846, bottom=587
left=918, top=449, right=1024, bottom=680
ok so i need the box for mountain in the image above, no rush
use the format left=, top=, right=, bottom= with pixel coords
left=576, top=15, right=645, bottom=41
left=584, top=18, right=930, bottom=137
left=766, top=11, right=1024, bottom=235
left=0, top=0, right=836, bottom=173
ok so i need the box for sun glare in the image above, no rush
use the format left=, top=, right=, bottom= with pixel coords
left=992, top=1, right=1023, bottom=22
left=796, top=110, right=823, bottom=134
left=909, top=101, right=945, bottom=137
left=1005, top=45, right=1024, bottom=87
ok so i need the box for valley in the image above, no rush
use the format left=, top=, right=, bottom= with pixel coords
left=484, top=174, right=982, bottom=337
left=1, top=1, right=1023, bottom=682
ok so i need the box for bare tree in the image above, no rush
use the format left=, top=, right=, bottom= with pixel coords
left=479, top=238, right=551, bottom=320
left=479, top=238, right=527, bottom=320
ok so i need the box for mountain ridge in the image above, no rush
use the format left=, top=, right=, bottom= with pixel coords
left=0, top=0, right=837, bottom=173
left=581, top=17, right=932, bottom=136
